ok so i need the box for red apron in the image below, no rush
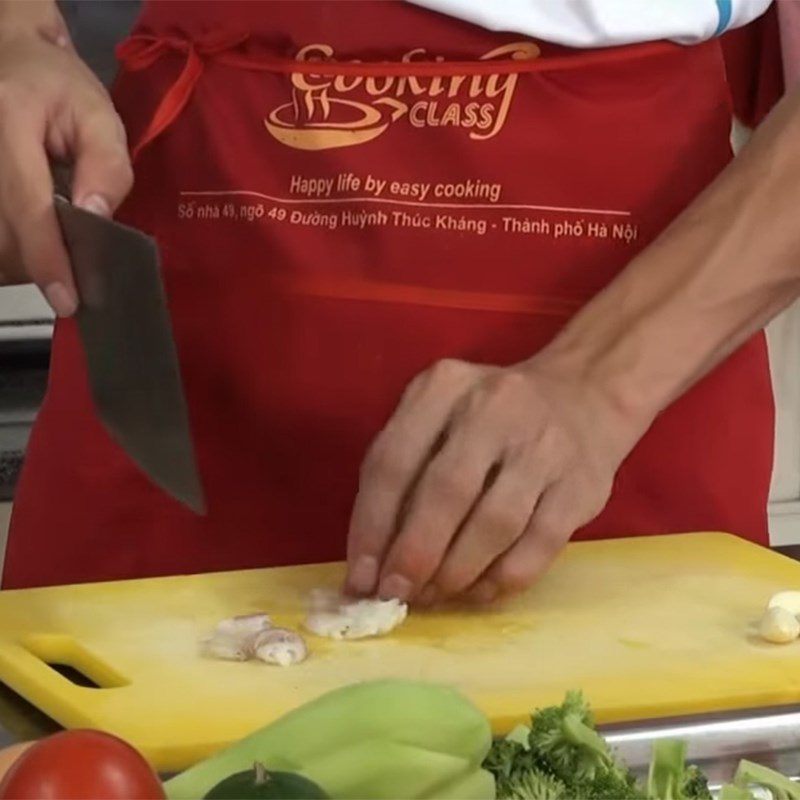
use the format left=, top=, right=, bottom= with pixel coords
left=5, top=1, right=774, bottom=589
left=721, top=1, right=784, bottom=128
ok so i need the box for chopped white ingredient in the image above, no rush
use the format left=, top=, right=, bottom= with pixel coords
left=758, top=606, right=800, bottom=644
left=252, top=628, right=308, bottom=666
left=202, top=615, right=307, bottom=666
left=767, top=591, right=800, bottom=617
left=304, top=589, right=408, bottom=641
left=215, top=613, right=272, bottom=637
left=200, top=633, right=251, bottom=661
left=308, top=589, right=338, bottom=613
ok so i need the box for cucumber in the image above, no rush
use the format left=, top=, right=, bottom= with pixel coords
left=299, top=740, right=473, bottom=799
left=165, top=680, right=491, bottom=800
left=204, top=763, right=328, bottom=800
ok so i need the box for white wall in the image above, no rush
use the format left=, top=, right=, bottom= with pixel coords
left=768, top=307, right=800, bottom=544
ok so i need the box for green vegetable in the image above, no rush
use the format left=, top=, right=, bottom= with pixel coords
left=725, top=759, right=800, bottom=800
left=505, top=726, right=532, bottom=749
left=485, top=692, right=643, bottom=800
left=502, top=769, right=568, bottom=800
left=718, top=785, right=754, bottom=800
left=483, top=737, right=538, bottom=799
left=300, top=740, right=473, bottom=799
left=526, top=691, right=642, bottom=799
left=646, top=739, right=711, bottom=800
left=165, top=680, right=493, bottom=800
left=486, top=693, right=713, bottom=800
left=680, top=766, right=713, bottom=800
left=204, top=763, right=328, bottom=799
left=431, top=767, right=497, bottom=800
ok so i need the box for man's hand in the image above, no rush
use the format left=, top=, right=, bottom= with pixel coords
left=0, top=0, right=132, bottom=315
left=346, top=355, right=651, bottom=605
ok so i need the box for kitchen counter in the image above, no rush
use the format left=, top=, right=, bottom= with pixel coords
left=0, top=684, right=59, bottom=748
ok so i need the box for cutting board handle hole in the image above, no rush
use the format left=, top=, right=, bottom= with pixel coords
left=46, top=663, right=102, bottom=689
left=22, top=635, right=129, bottom=690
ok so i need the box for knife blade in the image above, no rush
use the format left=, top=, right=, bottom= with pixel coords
left=54, top=196, right=206, bottom=514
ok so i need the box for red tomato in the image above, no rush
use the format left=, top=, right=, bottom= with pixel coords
left=0, top=730, right=165, bottom=799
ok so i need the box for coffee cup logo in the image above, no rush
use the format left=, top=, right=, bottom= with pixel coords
left=264, top=42, right=540, bottom=150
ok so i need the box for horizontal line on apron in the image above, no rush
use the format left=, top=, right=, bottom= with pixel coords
left=180, top=189, right=631, bottom=217
left=266, top=275, right=584, bottom=318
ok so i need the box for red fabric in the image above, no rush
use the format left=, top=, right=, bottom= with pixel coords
left=5, top=1, right=774, bottom=588
left=721, top=2, right=784, bottom=127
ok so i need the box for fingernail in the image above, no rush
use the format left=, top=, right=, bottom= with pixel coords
left=44, top=282, right=78, bottom=318
left=348, top=556, right=378, bottom=595
left=417, top=585, right=439, bottom=607
left=78, top=193, right=111, bottom=218
left=468, top=581, right=498, bottom=605
left=379, top=574, right=414, bottom=602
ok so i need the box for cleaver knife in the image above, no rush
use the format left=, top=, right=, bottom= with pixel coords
left=54, top=196, right=206, bottom=515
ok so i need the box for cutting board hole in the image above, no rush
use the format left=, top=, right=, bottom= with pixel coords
left=46, top=663, right=103, bottom=689
left=22, top=635, right=129, bottom=690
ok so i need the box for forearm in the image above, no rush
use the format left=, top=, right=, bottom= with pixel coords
left=542, top=85, right=800, bottom=422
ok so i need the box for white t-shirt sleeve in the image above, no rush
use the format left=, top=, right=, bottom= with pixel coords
left=406, top=0, right=773, bottom=47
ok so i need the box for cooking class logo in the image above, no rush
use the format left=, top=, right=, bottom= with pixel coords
left=264, top=42, right=540, bottom=150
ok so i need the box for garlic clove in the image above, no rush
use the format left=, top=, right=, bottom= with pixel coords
left=200, top=634, right=251, bottom=661
left=759, top=606, right=800, bottom=644
left=202, top=616, right=308, bottom=665
left=767, top=591, right=800, bottom=617
left=304, top=592, right=408, bottom=640
left=307, top=589, right=341, bottom=613
left=214, top=613, right=272, bottom=638
left=252, top=627, right=308, bottom=666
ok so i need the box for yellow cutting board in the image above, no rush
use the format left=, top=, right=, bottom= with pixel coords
left=0, top=533, right=799, bottom=771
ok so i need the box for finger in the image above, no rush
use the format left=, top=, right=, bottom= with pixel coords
left=432, top=452, right=547, bottom=598
left=345, top=408, right=449, bottom=596
left=0, top=107, right=76, bottom=316
left=416, top=584, right=439, bottom=607
left=345, top=361, right=480, bottom=596
left=468, top=482, right=573, bottom=603
left=375, top=424, right=499, bottom=602
left=70, top=98, right=133, bottom=216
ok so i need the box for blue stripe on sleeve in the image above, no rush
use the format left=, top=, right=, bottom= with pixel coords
left=715, top=0, right=733, bottom=34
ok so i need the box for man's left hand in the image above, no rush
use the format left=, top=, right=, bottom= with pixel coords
left=345, top=355, right=649, bottom=605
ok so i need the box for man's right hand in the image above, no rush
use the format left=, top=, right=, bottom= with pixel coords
left=0, top=0, right=133, bottom=316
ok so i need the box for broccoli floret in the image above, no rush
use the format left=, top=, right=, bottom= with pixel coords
left=485, top=736, right=561, bottom=799
left=682, top=765, right=713, bottom=800
left=486, top=693, right=715, bottom=800
left=506, top=725, right=533, bottom=748
left=504, top=769, right=569, bottom=800
left=569, top=767, right=644, bottom=800
left=484, top=738, right=529, bottom=797
left=528, top=691, right=639, bottom=791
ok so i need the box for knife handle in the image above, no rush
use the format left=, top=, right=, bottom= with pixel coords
left=50, top=161, right=73, bottom=203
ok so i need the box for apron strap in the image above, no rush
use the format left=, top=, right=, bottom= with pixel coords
left=117, top=30, right=250, bottom=160
left=116, top=32, right=683, bottom=160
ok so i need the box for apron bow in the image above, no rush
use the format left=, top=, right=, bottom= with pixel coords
left=116, top=30, right=249, bottom=160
